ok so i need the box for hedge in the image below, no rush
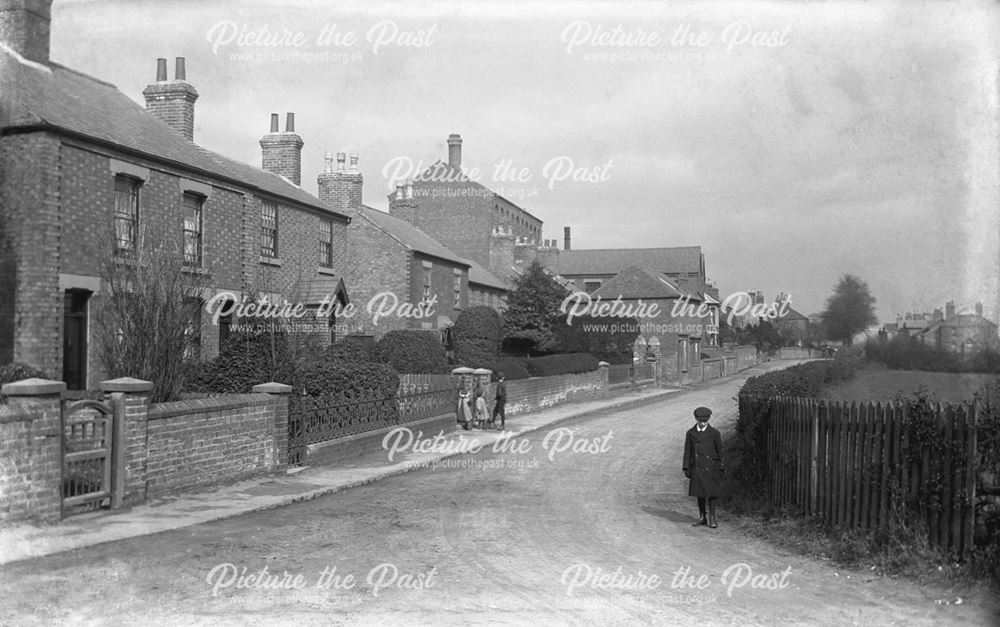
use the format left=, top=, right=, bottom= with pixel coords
left=452, top=306, right=503, bottom=368
left=0, top=362, right=48, bottom=386
left=489, top=352, right=600, bottom=380
left=374, top=330, right=450, bottom=374
left=492, top=356, right=531, bottom=381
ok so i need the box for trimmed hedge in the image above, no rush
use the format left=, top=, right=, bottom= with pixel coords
left=452, top=306, right=503, bottom=368
left=492, top=356, right=531, bottom=381
left=374, top=330, right=450, bottom=374
left=184, top=332, right=399, bottom=398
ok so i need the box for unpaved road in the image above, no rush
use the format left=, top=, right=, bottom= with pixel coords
left=1, top=366, right=997, bottom=625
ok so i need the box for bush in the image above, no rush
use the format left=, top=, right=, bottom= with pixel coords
left=452, top=306, right=503, bottom=368
left=740, top=350, right=859, bottom=399
left=0, top=362, right=48, bottom=386
left=374, top=330, right=450, bottom=374
left=492, top=355, right=531, bottom=381
left=864, top=336, right=963, bottom=372
left=327, top=336, right=375, bottom=363
left=554, top=314, right=639, bottom=364
left=525, top=352, right=600, bottom=378
left=184, top=332, right=299, bottom=395
left=296, top=360, right=398, bottom=398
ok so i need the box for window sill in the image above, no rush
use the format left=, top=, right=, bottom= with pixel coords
left=259, top=256, right=283, bottom=267
left=183, top=265, right=210, bottom=275
left=317, top=266, right=338, bottom=276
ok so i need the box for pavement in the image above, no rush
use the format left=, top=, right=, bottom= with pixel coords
left=0, top=382, right=686, bottom=566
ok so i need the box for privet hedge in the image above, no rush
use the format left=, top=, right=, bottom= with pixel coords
left=452, top=306, right=503, bottom=368
left=373, top=330, right=450, bottom=374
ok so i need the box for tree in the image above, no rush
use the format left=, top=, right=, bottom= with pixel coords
left=502, top=260, right=568, bottom=355
left=820, top=274, right=878, bottom=345
left=96, top=220, right=211, bottom=402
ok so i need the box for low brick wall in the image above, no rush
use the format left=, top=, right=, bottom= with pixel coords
left=145, top=394, right=284, bottom=499
left=734, top=345, right=759, bottom=371
left=702, top=358, right=723, bottom=380
left=398, top=374, right=454, bottom=393
left=777, top=347, right=814, bottom=360
left=723, top=356, right=737, bottom=375
left=495, top=369, right=609, bottom=418
left=0, top=399, right=61, bottom=524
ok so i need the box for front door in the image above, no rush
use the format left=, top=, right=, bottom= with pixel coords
left=63, top=290, right=90, bottom=390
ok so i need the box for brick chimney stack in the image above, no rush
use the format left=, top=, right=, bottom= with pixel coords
left=142, top=57, right=199, bottom=141
left=317, top=149, right=363, bottom=216
left=447, top=133, right=462, bottom=170
left=489, top=224, right=515, bottom=280
left=976, top=302, right=983, bottom=318
left=0, top=0, right=50, bottom=64
left=260, top=112, right=304, bottom=186
left=389, top=177, right=418, bottom=224
left=945, top=300, right=955, bottom=320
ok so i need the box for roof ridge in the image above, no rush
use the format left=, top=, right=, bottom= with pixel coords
left=48, top=61, right=116, bottom=88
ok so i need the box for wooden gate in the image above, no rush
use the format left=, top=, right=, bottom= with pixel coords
left=61, top=398, right=123, bottom=517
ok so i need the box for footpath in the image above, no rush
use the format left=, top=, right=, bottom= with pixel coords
left=0, top=383, right=685, bottom=566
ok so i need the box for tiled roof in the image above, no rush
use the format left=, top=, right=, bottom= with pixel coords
left=775, top=306, right=809, bottom=322
left=359, top=206, right=470, bottom=267
left=0, top=49, right=343, bottom=217
left=591, top=265, right=687, bottom=300
left=462, top=258, right=508, bottom=291
left=547, top=247, right=703, bottom=277
left=300, top=275, right=349, bottom=306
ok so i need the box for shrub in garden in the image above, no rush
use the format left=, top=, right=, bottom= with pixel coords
left=374, top=330, right=450, bottom=374
left=296, top=359, right=398, bottom=398
left=452, top=306, right=503, bottom=368
left=0, top=361, right=47, bottom=385
left=184, top=331, right=299, bottom=395
left=492, top=355, right=531, bottom=381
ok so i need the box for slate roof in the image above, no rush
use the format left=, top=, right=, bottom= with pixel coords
left=0, top=49, right=345, bottom=218
left=775, top=306, right=809, bottom=322
left=463, top=258, right=508, bottom=291
left=591, top=265, right=688, bottom=300
left=548, top=247, right=703, bottom=277
left=359, top=206, right=470, bottom=267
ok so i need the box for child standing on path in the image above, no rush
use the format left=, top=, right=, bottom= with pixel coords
left=683, top=406, right=724, bottom=528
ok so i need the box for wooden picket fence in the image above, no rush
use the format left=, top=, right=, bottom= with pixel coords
left=742, top=396, right=978, bottom=559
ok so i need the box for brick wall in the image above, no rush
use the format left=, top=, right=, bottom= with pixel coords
left=396, top=179, right=493, bottom=268
left=734, top=345, right=758, bottom=371
left=0, top=132, right=62, bottom=377
left=344, top=213, right=410, bottom=337
left=144, top=394, right=283, bottom=499
left=411, top=253, right=467, bottom=330
left=0, top=397, right=62, bottom=524
left=499, top=369, right=608, bottom=417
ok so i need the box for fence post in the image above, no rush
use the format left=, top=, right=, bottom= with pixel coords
left=253, top=382, right=293, bottom=473
left=811, top=400, right=820, bottom=517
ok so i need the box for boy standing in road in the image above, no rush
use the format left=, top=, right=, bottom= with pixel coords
left=683, top=406, right=724, bottom=528
left=491, top=372, right=507, bottom=431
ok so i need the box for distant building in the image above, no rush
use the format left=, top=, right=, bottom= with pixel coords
left=889, top=301, right=998, bottom=353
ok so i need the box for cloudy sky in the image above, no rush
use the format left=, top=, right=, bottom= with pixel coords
left=51, top=0, right=1000, bottom=322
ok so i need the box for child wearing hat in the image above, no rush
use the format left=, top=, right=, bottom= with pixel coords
left=683, top=406, right=724, bottom=528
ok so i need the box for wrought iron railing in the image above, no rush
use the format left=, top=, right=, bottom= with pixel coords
left=608, top=364, right=632, bottom=385
left=287, top=386, right=458, bottom=466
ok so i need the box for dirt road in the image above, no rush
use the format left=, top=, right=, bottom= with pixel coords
left=1, top=367, right=996, bottom=625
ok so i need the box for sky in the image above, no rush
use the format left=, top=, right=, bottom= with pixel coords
left=50, top=0, right=1000, bottom=323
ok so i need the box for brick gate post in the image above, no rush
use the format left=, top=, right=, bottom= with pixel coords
left=1, top=378, right=66, bottom=523
left=100, top=377, right=153, bottom=507
left=253, top=382, right=293, bottom=473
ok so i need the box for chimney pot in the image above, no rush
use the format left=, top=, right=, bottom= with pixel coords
left=269, top=113, right=279, bottom=133
left=285, top=112, right=295, bottom=133
left=564, top=226, right=571, bottom=250
left=349, top=152, right=359, bottom=171
left=336, top=151, right=346, bottom=171
left=395, top=182, right=405, bottom=198
left=447, top=133, right=463, bottom=170
left=324, top=151, right=334, bottom=174
left=156, top=57, right=168, bottom=81
left=175, top=57, right=186, bottom=81
left=404, top=178, right=414, bottom=199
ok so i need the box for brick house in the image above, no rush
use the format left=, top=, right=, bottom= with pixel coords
left=774, top=304, right=810, bottom=346
left=0, top=1, right=350, bottom=389
left=587, top=265, right=716, bottom=375
left=319, top=155, right=499, bottom=338
left=903, top=302, right=999, bottom=353
left=387, top=133, right=542, bottom=284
